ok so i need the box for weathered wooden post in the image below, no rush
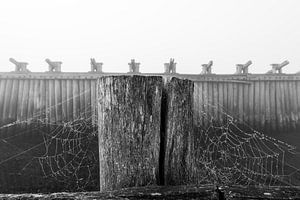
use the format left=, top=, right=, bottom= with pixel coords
left=164, top=77, right=194, bottom=185
left=97, top=75, right=162, bottom=191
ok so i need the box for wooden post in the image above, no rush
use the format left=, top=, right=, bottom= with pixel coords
left=97, top=75, right=162, bottom=191
left=164, top=77, right=194, bottom=185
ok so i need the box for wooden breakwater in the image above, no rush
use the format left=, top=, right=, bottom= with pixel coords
left=0, top=72, right=300, bottom=133
left=0, top=73, right=98, bottom=125
left=0, top=72, right=300, bottom=192
left=192, top=74, right=300, bottom=134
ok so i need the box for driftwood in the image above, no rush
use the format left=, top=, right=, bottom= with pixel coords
left=97, top=75, right=162, bottom=191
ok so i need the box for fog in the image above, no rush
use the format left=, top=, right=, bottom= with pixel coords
left=0, top=0, right=299, bottom=74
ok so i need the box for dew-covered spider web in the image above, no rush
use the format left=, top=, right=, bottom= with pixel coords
left=0, top=87, right=300, bottom=192
left=34, top=107, right=98, bottom=190
left=0, top=89, right=99, bottom=192
left=193, top=103, right=300, bottom=187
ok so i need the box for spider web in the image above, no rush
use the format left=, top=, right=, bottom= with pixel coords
left=193, top=102, right=300, bottom=187
left=0, top=89, right=99, bottom=192
left=0, top=86, right=300, bottom=192
left=35, top=107, right=98, bottom=191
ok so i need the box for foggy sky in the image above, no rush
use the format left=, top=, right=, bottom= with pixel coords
left=0, top=0, right=299, bottom=74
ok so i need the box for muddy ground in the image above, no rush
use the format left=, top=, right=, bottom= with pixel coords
left=0, top=185, right=299, bottom=200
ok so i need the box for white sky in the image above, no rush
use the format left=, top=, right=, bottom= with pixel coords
left=0, top=0, right=300, bottom=74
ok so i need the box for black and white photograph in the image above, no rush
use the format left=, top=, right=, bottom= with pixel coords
left=0, top=0, right=300, bottom=199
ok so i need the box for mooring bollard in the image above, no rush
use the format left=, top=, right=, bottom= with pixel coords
left=9, top=58, right=30, bottom=72
left=266, top=60, right=289, bottom=74
left=90, top=58, right=103, bottom=73
left=97, top=75, right=162, bottom=191
left=235, top=60, right=252, bottom=74
left=128, top=59, right=140, bottom=73
left=45, top=58, right=62, bottom=72
left=201, top=61, right=213, bottom=74
left=164, top=58, right=177, bottom=74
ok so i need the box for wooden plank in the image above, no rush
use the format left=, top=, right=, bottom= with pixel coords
left=84, top=80, right=91, bottom=120
left=45, top=79, right=50, bottom=122
left=227, top=82, right=234, bottom=119
left=238, top=83, right=244, bottom=124
left=66, top=79, right=73, bottom=121
left=289, top=81, right=297, bottom=131
left=0, top=80, right=8, bottom=123
left=208, top=82, right=213, bottom=119
left=248, top=80, right=254, bottom=127
left=39, top=79, right=46, bottom=121
left=200, top=82, right=205, bottom=127
left=193, top=82, right=199, bottom=125
left=21, top=79, right=30, bottom=122
left=2, top=79, right=12, bottom=120
left=200, top=82, right=205, bottom=126
left=293, top=81, right=299, bottom=127
left=32, top=79, right=40, bottom=119
left=254, top=80, right=260, bottom=130
left=286, top=79, right=292, bottom=131
left=0, top=80, right=7, bottom=124
left=282, top=79, right=287, bottom=132
left=207, top=81, right=212, bottom=119
left=296, top=80, right=300, bottom=130
left=196, top=82, right=204, bottom=127
left=218, top=82, right=224, bottom=125
left=27, top=80, right=35, bottom=121
left=276, top=80, right=283, bottom=132
left=286, top=81, right=293, bottom=130
left=223, top=82, right=230, bottom=123
left=282, top=80, right=289, bottom=131
left=264, top=80, right=271, bottom=133
left=73, top=80, right=79, bottom=119
left=8, top=79, right=19, bottom=120
left=35, top=80, right=41, bottom=120
left=269, top=80, right=276, bottom=132
left=259, top=80, right=265, bottom=132
left=233, top=82, right=238, bottom=120
left=79, top=79, right=85, bottom=117
left=213, top=82, right=218, bottom=121
left=202, top=81, right=208, bottom=128
left=48, top=80, right=56, bottom=123
left=243, top=81, right=249, bottom=126
left=16, top=79, right=24, bottom=121
left=91, top=80, right=96, bottom=125
left=54, top=79, right=62, bottom=123
left=61, top=80, right=67, bottom=122
left=26, top=79, right=35, bottom=139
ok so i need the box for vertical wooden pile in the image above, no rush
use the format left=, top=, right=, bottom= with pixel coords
left=164, top=78, right=194, bottom=185
left=97, top=76, right=162, bottom=191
